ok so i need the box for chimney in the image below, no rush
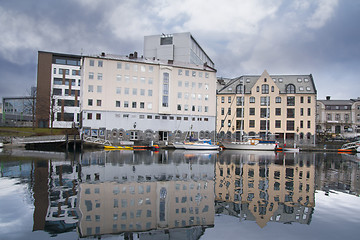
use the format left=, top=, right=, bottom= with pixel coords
left=326, top=96, right=331, bottom=100
left=101, top=52, right=105, bottom=57
left=129, top=53, right=134, bottom=59
left=168, top=59, right=173, bottom=64
left=134, top=51, right=138, bottom=58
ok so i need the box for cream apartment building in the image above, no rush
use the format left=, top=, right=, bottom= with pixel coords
left=317, top=96, right=360, bottom=139
left=81, top=53, right=217, bottom=144
left=217, top=70, right=317, bottom=145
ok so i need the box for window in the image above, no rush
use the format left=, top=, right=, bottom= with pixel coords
left=97, top=100, right=102, bottom=106
left=221, top=97, right=224, bottom=103
left=287, top=120, right=295, bottom=131
left=98, top=60, right=103, bottom=67
left=261, top=96, right=270, bottom=106
left=228, top=97, right=231, bottom=103
left=160, top=36, right=173, bottom=45
left=140, top=89, right=145, bottom=96
left=261, top=108, right=270, bottom=118
left=228, top=108, right=231, bottom=115
left=88, top=85, right=94, bottom=92
left=256, top=86, right=259, bottom=92
left=236, top=97, right=244, bottom=106
left=178, top=92, right=182, bottom=99
left=236, top=84, right=245, bottom=94
left=300, top=120, right=304, bottom=128
left=88, top=99, right=93, bottom=106
left=133, top=88, right=137, bottom=95
left=249, top=120, right=255, bottom=128
left=162, top=73, right=169, bottom=107
left=178, top=69, right=182, bottom=75
left=148, top=89, right=152, bottom=96
left=125, top=88, right=129, bottom=95
left=149, top=66, right=153, bottom=72
left=87, top=113, right=92, bottom=119
left=236, top=108, right=243, bottom=118
left=308, top=121, right=311, bottom=128
left=116, top=87, right=121, bottom=94
left=307, top=108, right=311, bottom=116
left=177, top=104, right=181, bottom=111
left=116, top=74, right=121, bottom=81
left=286, top=84, right=296, bottom=93
left=89, top=59, right=94, bottom=66
left=262, top=84, right=269, bottom=94
left=249, top=108, right=255, bottom=115
left=287, top=97, right=295, bottom=106
left=275, top=97, right=281, bottom=103
left=308, top=96, right=311, bottom=103
left=275, top=108, right=281, bottom=116
left=140, top=102, right=145, bottom=108
left=116, top=101, right=120, bottom=107
left=185, top=70, right=189, bottom=76
left=89, top=72, right=94, bottom=79
left=260, top=120, right=269, bottom=130
left=124, top=101, right=129, bottom=108
left=96, top=113, right=101, bottom=120
left=132, top=102, right=137, bottom=108
left=300, top=96, right=304, bottom=103
left=53, top=88, right=62, bottom=95
left=275, top=120, right=281, bottom=128
left=250, top=97, right=255, bottom=103
left=300, top=108, right=304, bottom=116
left=117, top=62, right=122, bottom=69
left=287, top=109, right=295, bottom=118
left=97, top=86, right=102, bottom=93
left=97, top=73, right=103, bottom=80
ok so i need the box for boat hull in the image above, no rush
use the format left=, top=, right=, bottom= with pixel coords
left=222, top=142, right=276, bottom=151
left=183, top=144, right=219, bottom=150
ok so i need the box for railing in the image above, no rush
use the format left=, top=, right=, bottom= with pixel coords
left=83, top=136, right=111, bottom=145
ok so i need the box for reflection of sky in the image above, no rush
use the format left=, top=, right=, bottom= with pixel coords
left=0, top=178, right=77, bottom=240
left=203, top=190, right=360, bottom=240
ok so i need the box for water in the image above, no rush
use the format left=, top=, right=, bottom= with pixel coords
left=0, top=149, right=360, bottom=240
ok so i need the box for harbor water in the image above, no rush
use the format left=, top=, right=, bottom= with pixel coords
left=0, top=148, right=360, bottom=239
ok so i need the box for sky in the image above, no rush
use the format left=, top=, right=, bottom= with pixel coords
left=0, top=0, right=359, bottom=101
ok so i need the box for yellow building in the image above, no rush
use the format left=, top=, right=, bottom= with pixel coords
left=217, top=70, right=317, bottom=145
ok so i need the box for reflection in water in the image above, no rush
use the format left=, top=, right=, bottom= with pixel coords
left=215, top=151, right=315, bottom=228
left=1, top=149, right=360, bottom=239
left=77, top=150, right=216, bottom=238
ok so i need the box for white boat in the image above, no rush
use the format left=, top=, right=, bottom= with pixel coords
left=222, top=138, right=277, bottom=151
left=183, top=141, right=219, bottom=150
left=174, top=139, right=219, bottom=150
left=283, top=147, right=300, bottom=152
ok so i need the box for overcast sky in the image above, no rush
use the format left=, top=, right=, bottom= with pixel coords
left=0, top=0, right=359, bottom=101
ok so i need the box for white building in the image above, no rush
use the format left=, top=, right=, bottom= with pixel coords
left=144, top=32, right=215, bottom=69
left=80, top=53, right=217, bottom=144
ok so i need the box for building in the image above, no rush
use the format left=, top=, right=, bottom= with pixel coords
left=80, top=53, right=217, bottom=144
left=36, top=51, right=81, bottom=128
left=216, top=70, right=317, bottom=145
left=316, top=96, right=360, bottom=139
left=144, top=32, right=215, bottom=69
left=2, top=96, right=36, bottom=126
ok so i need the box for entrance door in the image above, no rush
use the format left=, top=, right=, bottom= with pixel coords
left=159, top=131, right=168, bottom=141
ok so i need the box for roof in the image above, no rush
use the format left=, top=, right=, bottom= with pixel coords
left=217, top=70, right=316, bottom=95
left=318, top=100, right=354, bottom=106
left=84, top=53, right=217, bottom=72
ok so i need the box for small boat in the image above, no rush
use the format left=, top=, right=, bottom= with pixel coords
left=104, top=145, right=133, bottom=150
left=221, top=138, right=277, bottom=151
left=283, top=147, right=300, bottom=152
left=338, top=141, right=360, bottom=153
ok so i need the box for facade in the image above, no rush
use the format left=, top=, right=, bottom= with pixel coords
left=36, top=51, right=81, bottom=128
left=144, top=32, right=215, bottom=69
left=2, top=96, right=35, bottom=126
left=80, top=53, right=217, bottom=144
left=316, top=96, right=360, bottom=139
left=216, top=70, right=317, bottom=145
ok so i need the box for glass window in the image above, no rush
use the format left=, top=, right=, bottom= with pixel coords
left=88, top=85, right=94, bottom=92
left=98, top=60, right=103, bottom=67
left=97, top=73, right=102, bottom=80
left=117, top=62, right=122, bottom=69
left=89, top=59, right=94, bottom=66
left=149, top=66, right=154, bottom=72
left=97, top=86, right=102, bottom=93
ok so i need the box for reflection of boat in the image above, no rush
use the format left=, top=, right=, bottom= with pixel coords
left=338, top=141, right=360, bottom=153
left=222, top=138, right=277, bottom=151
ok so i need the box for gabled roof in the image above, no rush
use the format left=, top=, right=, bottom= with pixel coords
left=217, top=70, right=316, bottom=95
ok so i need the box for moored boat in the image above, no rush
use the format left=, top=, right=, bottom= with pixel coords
left=221, top=138, right=277, bottom=151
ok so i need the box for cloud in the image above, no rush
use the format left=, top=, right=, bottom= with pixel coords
left=306, top=0, right=339, bottom=29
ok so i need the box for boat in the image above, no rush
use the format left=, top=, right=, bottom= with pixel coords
left=104, top=145, right=133, bottom=150
left=338, top=141, right=360, bottom=153
left=283, top=147, right=300, bottom=152
left=222, top=138, right=277, bottom=151
left=182, top=140, right=219, bottom=150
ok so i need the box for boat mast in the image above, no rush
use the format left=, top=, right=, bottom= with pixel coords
left=240, top=77, right=245, bottom=141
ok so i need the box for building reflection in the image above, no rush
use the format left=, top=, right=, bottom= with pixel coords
left=77, top=150, right=216, bottom=238
left=215, top=151, right=315, bottom=228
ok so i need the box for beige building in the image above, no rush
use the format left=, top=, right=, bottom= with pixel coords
left=217, top=70, right=317, bottom=145
left=316, top=96, right=360, bottom=139
left=81, top=53, right=217, bottom=144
